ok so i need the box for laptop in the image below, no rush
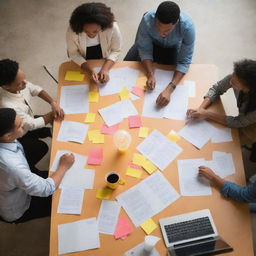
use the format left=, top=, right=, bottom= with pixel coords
left=159, top=209, right=233, bottom=256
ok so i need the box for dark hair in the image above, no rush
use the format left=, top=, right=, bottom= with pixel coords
left=70, top=2, right=114, bottom=34
left=234, top=59, right=256, bottom=112
left=0, top=108, right=16, bottom=137
left=0, top=59, right=19, bottom=86
left=156, top=1, right=180, bottom=24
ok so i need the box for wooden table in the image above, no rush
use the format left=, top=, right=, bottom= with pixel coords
left=49, top=60, right=253, bottom=256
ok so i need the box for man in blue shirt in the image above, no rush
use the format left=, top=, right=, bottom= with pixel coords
left=0, top=108, right=74, bottom=222
left=124, top=1, right=195, bottom=107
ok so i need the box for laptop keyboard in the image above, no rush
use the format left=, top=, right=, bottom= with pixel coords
left=164, top=216, right=215, bottom=243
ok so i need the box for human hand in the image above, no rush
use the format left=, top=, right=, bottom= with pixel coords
left=186, top=108, right=208, bottom=120
left=156, top=87, right=171, bottom=107
left=51, top=101, right=64, bottom=121
left=198, top=166, right=217, bottom=181
left=146, top=75, right=156, bottom=90
left=91, top=71, right=99, bottom=83
left=98, top=69, right=109, bottom=83
left=59, top=153, right=75, bottom=171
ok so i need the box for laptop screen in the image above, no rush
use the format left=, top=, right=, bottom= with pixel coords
left=169, top=237, right=233, bottom=256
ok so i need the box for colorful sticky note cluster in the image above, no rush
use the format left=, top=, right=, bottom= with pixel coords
left=139, top=127, right=149, bottom=138
left=129, top=162, right=142, bottom=170
left=132, top=153, right=146, bottom=166
left=141, top=159, right=158, bottom=174
left=87, top=147, right=103, bottom=165
left=140, top=218, right=157, bottom=235
left=101, top=123, right=119, bottom=135
left=131, top=86, right=144, bottom=97
left=84, top=113, right=96, bottom=123
left=96, top=188, right=113, bottom=200
left=126, top=167, right=143, bottom=178
left=167, top=130, right=181, bottom=143
left=65, top=71, right=85, bottom=81
left=129, top=115, right=142, bottom=128
left=89, top=91, right=99, bottom=103
left=119, top=87, right=130, bottom=100
left=114, top=217, right=133, bottom=239
left=88, top=130, right=104, bottom=143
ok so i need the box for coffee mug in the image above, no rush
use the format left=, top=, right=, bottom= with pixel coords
left=105, top=172, right=120, bottom=189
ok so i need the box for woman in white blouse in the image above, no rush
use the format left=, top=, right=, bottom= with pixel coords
left=66, top=2, right=122, bottom=83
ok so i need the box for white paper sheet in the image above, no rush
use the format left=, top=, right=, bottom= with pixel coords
left=59, top=85, right=89, bottom=114
left=57, top=120, right=88, bottom=143
left=57, top=187, right=85, bottom=214
left=178, top=159, right=212, bottom=196
left=184, top=80, right=196, bottom=97
left=179, top=120, right=216, bottom=149
left=116, top=171, right=180, bottom=227
left=98, top=99, right=138, bottom=126
left=212, top=151, right=236, bottom=178
left=97, top=67, right=140, bottom=96
left=58, top=218, right=100, bottom=254
left=97, top=200, right=121, bottom=235
left=137, top=130, right=182, bottom=170
left=50, top=150, right=95, bottom=189
left=124, top=242, right=160, bottom=256
left=211, top=127, right=233, bottom=143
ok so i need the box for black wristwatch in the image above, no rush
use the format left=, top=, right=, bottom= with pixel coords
left=169, top=82, right=176, bottom=89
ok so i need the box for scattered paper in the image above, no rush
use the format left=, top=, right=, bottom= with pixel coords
left=58, top=218, right=100, bottom=254
left=184, top=80, right=196, bottom=97
left=114, top=217, right=133, bottom=239
left=57, top=121, right=88, bottom=144
left=87, top=147, right=103, bottom=165
left=57, top=187, right=84, bottom=215
left=211, top=127, right=233, bottom=143
left=98, top=200, right=121, bottom=235
left=64, top=71, right=85, bottom=81
left=137, top=130, right=182, bottom=171
left=116, top=171, right=180, bottom=227
left=140, top=218, right=157, bottom=234
left=99, top=100, right=138, bottom=126
left=178, top=159, right=212, bottom=196
left=129, top=115, right=142, bottom=128
left=59, top=85, right=89, bottom=114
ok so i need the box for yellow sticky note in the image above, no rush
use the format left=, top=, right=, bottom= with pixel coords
left=84, top=113, right=96, bottom=123
left=89, top=91, right=99, bottom=102
left=92, top=133, right=105, bottom=144
left=140, top=218, right=157, bottom=234
left=132, top=153, right=146, bottom=166
left=126, top=167, right=142, bottom=178
left=119, top=87, right=130, bottom=100
left=167, top=130, right=180, bottom=143
left=65, top=71, right=85, bottom=81
left=139, top=127, right=149, bottom=138
left=136, top=76, right=147, bottom=87
left=88, top=130, right=100, bottom=141
left=96, top=188, right=113, bottom=200
left=141, top=160, right=158, bottom=174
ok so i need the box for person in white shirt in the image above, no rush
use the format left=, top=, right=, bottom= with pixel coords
left=0, top=108, right=74, bottom=222
left=66, top=2, right=122, bottom=83
left=0, top=59, right=64, bottom=167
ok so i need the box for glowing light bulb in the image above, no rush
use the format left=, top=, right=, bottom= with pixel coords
left=113, top=130, right=131, bottom=151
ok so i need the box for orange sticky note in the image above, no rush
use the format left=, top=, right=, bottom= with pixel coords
left=139, top=127, right=149, bottom=138
left=84, top=113, right=96, bottom=123
left=89, top=91, right=99, bottom=102
left=140, top=218, right=157, bottom=234
left=119, top=87, right=130, bottom=100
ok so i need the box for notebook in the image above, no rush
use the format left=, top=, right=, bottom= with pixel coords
left=159, top=209, right=233, bottom=256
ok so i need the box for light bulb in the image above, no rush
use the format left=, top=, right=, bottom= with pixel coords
left=113, top=130, right=131, bottom=151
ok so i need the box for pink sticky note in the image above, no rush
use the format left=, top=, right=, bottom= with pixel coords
left=114, top=217, right=133, bottom=239
left=101, top=123, right=119, bottom=135
left=131, top=86, right=144, bottom=97
left=87, top=147, right=103, bottom=165
left=128, top=115, right=142, bottom=128
left=129, top=162, right=142, bottom=170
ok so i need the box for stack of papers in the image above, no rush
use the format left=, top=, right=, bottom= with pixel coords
left=99, top=100, right=138, bottom=126
left=137, top=130, right=182, bottom=171
left=116, top=171, right=180, bottom=227
left=58, top=218, right=100, bottom=254
left=178, top=159, right=212, bottom=196
left=59, top=85, right=89, bottom=114
left=57, top=121, right=88, bottom=144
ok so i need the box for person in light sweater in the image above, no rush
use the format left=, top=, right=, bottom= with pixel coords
left=0, top=58, right=64, bottom=167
